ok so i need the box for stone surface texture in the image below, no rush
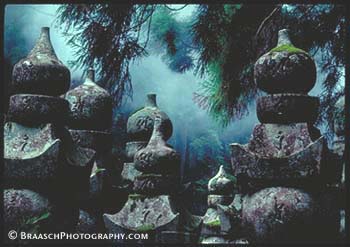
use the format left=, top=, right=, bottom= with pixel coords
left=127, top=94, right=173, bottom=141
left=12, top=27, right=70, bottom=96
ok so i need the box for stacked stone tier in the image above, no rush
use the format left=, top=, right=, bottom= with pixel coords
left=103, top=194, right=201, bottom=243
left=257, top=94, right=319, bottom=124
left=125, top=141, right=148, bottom=162
left=11, top=27, right=70, bottom=96
left=4, top=122, right=61, bottom=187
left=69, top=129, right=112, bottom=153
left=230, top=136, right=324, bottom=183
left=65, top=82, right=112, bottom=131
left=133, top=174, right=180, bottom=195
left=8, top=94, right=69, bottom=125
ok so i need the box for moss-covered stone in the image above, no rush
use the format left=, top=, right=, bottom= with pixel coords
left=128, top=193, right=146, bottom=200
left=135, top=224, right=155, bottom=232
left=206, top=218, right=221, bottom=228
left=270, top=44, right=307, bottom=54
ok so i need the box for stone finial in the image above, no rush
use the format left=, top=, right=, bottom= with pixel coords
left=127, top=93, right=173, bottom=141
left=12, top=27, right=71, bottom=96
left=28, top=27, right=57, bottom=59
left=208, top=166, right=236, bottom=195
left=85, top=67, right=95, bottom=83
left=277, top=29, right=292, bottom=46
left=145, top=93, right=157, bottom=107
left=254, top=29, right=316, bottom=94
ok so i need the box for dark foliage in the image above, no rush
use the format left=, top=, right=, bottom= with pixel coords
left=56, top=4, right=156, bottom=106
left=56, top=4, right=345, bottom=134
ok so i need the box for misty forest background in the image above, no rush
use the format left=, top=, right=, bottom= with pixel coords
left=4, top=4, right=345, bottom=213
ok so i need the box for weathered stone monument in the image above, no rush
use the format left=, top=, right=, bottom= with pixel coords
left=230, top=29, right=342, bottom=243
left=4, top=27, right=96, bottom=241
left=65, top=67, right=113, bottom=233
left=200, top=166, right=236, bottom=243
left=104, top=108, right=201, bottom=244
left=121, top=93, right=172, bottom=191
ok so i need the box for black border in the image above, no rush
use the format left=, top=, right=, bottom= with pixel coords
left=1, top=1, right=349, bottom=246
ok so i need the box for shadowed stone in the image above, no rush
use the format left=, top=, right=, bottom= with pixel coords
left=133, top=174, right=180, bottom=195
left=4, top=122, right=61, bottom=187
left=69, top=129, right=112, bottom=152
left=207, top=195, right=233, bottom=208
left=103, top=195, right=179, bottom=243
left=247, top=123, right=314, bottom=158
left=4, top=189, right=53, bottom=233
left=257, top=94, right=319, bottom=124
left=241, top=187, right=316, bottom=242
left=76, top=210, right=99, bottom=233
left=230, top=136, right=324, bottom=182
left=121, top=163, right=142, bottom=184
left=160, top=231, right=198, bottom=243
left=8, top=94, right=69, bottom=126
left=63, top=144, right=95, bottom=202
left=125, top=141, right=148, bottom=162
left=12, top=27, right=70, bottom=96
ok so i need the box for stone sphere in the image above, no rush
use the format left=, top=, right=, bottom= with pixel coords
left=127, top=94, right=172, bottom=141
left=65, top=75, right=112, bottom=131
left=254, top=29, right=316, bottom=94
left=242, top=187, right=317, bottom=242
left=12, top=27, right=70, bottom=96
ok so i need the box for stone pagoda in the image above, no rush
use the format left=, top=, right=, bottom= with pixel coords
left=121, top=93, right=173, bottom=191
left=64, top=68, right=114, bottom=233
left=200, top=166, right=236, bottom=243
left=104, top=113, right=201, bottom=244
left=230, top=29, right=341, bottom=243
left=4, top=27, right=95, bottom=240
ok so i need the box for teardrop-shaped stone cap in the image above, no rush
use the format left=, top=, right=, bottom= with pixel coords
left=28, top=27, right=58, bottom=59
left=277, top=29, right=292, bottom=46
left=145, top=93, right=157, bottom=107
left=84, top=67, right=96, bottom=85
left=11, top=26, right=70, bottom=96
left=254, top=28, right=316, bottom=94
left=208, top=165, right=236, bottom=195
